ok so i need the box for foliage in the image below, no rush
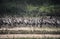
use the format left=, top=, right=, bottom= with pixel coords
left=0, top=0, right=60, bottom=17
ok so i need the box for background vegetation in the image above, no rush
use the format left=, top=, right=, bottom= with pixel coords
left=0, top=0, right=60, bottom=17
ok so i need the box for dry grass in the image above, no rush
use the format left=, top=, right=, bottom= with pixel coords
left=0, top=27, right=60, bottom=34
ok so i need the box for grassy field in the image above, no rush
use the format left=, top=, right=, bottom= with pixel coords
left=0, top=30, right=60, bottom=34
left=0, top=27, right=60, bottom=34
left=0, top=27, right=60, bottom=39
left=0, top=37, right=60, bottom=39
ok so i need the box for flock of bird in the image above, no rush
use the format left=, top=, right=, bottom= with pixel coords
left=0, top=16, right=60, bottom=27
